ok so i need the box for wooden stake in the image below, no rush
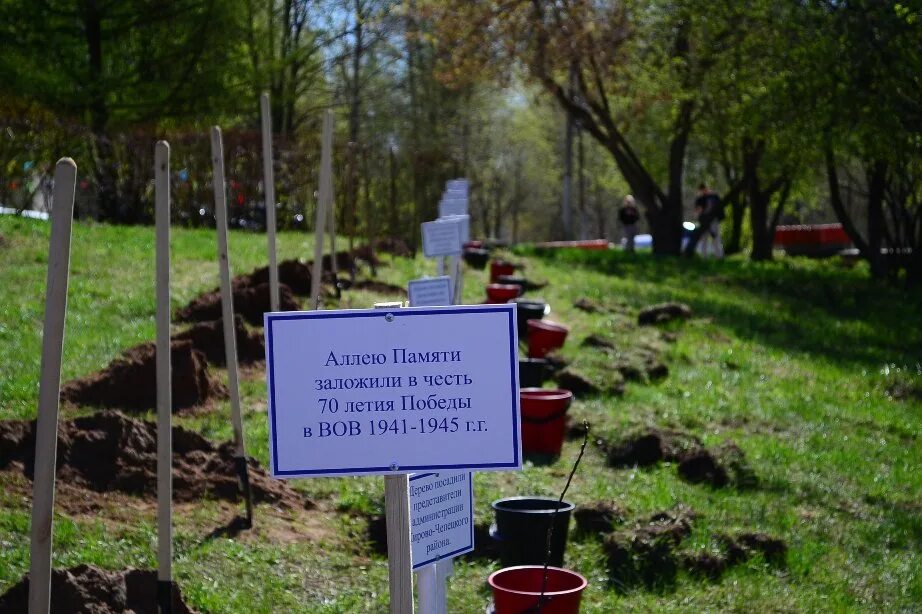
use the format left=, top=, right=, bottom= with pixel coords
left=154, top=141, right=173, bottom=613
left=311, top=111, right=333, bottom=310
left=28, top=158, right=76, bottom=614
left=210, top=126, right=254, bottom=526
left=260, top=93, right=280, bottom=312
left=372, top=302, right=414, bottom=614
left=385, top=475, right=414, bottom=614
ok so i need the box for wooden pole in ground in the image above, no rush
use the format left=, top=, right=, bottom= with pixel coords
left=210, top=126, right=254, bottom=527
left=372, top=301, right=414, bottom=614
left=327, top=155, right=337, bottom=280
left=385, top=474, right=414, bottom=614
left=28, top=158, right=77, bottom=614
left=260, top=93, right=280, bottom=312
left=154, top=141, right=173, bottom=614
left=311, top=111, right=333, bottom=310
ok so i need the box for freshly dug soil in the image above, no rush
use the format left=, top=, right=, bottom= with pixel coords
left=350, top=280, right=407, bottom=296
left=0, top=410, right=306, bottom=507
left=555, top=369, right=600, bottom=396
left=603, top=506, right=697, bottom=590
left=573, top=297, right=603, bottom=313
left=574, top=501, right=626, bottom=536
left=239, top=259, right=313, bottom=295
left=173, top=316, right=265, bottom=365
left=582, top=334, right=616, bottom=349
left=605, top=428, right=702, bottom=468
left=177, top=282, right=301, bottom=326
left=60, top=341, right=224, bottom=413
left=683, top=531, right=787, bottom=580
left=374, top=237, right=413, bottom=257
left=606, top=430, right=757, bottom=488
left=677, top=442, right=758, bottom=489
left=637, top=302, right=692, bottom=325
left=0, top=564, right=195, bottom=613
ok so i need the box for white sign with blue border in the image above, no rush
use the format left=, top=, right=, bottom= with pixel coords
left=264, top=304, right=521, bottom=478
left=410, top=471, right=474, bottom=569
left=422, top=219, right=463, bottom=257
left=408, top=276, right=453, bottom=307
left=439, top=199, right=467, bottom=218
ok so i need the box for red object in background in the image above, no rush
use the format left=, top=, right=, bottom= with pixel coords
left=464, top=240, right=484, bottom=249
left=519, top=388, right=573, bottom=456
left=79, top=180, right=90, bottom=190
left=236, top=192, right=245, bottom=206
left=527, top=320, right=569, bottom=358
left=774, top=224, right=850, bottom=248
left=533, top=239, right=612, bottom=250
left=489, top=565, right=587, bottom=614
left=486, top=284, right=521, bottom=303
left=490, top=260, right=517, bottom=282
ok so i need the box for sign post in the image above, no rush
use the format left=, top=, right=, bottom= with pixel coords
left=28, top=158, right=77, bottom=614
left=260, top=93, right=280, bottom=312
left=311, top=110, right=333, bottom=310
left=211, top=126, right=254, bottom=527
left=264, top=305, right=521, bottom=612
left=154, top=141, right=174, bottom=613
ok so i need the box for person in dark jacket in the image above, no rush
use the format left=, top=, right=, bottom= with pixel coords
left=619, top=195, right=640, bottom=252
left=694, top=183, right=724, bottom=258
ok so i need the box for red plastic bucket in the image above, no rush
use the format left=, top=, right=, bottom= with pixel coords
left=487, top=283, right=522, bottom=303
left=520, top=389, right=572, bottom=456
left=489, top=566, right=587, bottom=614
left=490, top=260, right=517, bottom=283
left=527, top=320, right=569, bottom=358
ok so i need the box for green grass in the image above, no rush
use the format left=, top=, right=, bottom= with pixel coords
left=1, top=215, right=920, bottom=612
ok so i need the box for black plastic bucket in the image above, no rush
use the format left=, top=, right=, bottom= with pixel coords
left=511, top=298, right=547, bottom=338
left=463, top=248, right=490, bottom=269
left=519, top=358, right=550, bottom=388
left=490, top=496, right=575, bottom=567
left=497, top=275, right=527, bottom=291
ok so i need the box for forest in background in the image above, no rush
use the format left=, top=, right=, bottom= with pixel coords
left=0, top=0, right=920, bottom=281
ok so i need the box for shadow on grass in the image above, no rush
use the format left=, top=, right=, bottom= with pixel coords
left=522, top=248, right=922, bottom=369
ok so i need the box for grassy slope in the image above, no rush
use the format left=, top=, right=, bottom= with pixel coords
left=1, top=216, right=920, bottom=612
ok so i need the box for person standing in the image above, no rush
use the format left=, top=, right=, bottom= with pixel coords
left=618, top=195, right=640, bottom=252
left=694, top=183, right=724, bottom=258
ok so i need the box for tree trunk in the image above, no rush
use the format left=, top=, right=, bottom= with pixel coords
left=84, top=0, right=118, bottom=222
left=866, top=160, right=888, bottom=278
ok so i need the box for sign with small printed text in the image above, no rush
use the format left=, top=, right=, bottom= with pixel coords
left=265, top=305, right=521, bottom=478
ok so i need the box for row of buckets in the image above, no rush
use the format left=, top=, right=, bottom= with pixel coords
left=472, top=251, right=586, bottom=612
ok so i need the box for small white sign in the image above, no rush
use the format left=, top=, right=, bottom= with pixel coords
left=408, top=277, right=452, bottom=306
left=422, top=219, right=463, bottom=257
left=440, top=214, right=470, bottom=243
left=439, top=199, right=467, bottom=218
left=410, top=471, right=474, bottom=569
left=265, top=305, right=522, bottom=477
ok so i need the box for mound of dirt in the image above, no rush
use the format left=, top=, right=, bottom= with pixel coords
left=573, top=297, right=603, bottom=313
left=0, top=410, right=306, bottom=507
left=582, top=334, right=616, bottom=349
left=173, top=316, right=265, bottom=365
left=350, top=280, right=406, bottom=296
left=0, top=564, right=195, bottom=613
left=554, top=370, right=600, bottom=396
left=239, top=259, right=313, bottom=295
left=603, top=506, right=697, bottom=590
left=574, top=501, right=626, bottom=535
left=177, top=282, right=301, bottom=326
left=374, top=237, right=413, bottom=257
left=638, top=302, right=692, bottom=326
left=605, top=429, right=702, bottom=468
left=682, top=531, right=787, bottom=579
left=605, top=430, right=757, bottom=488
left=677, top=442, right=758, bottom=489
left=60, top=341, right=224, bottom=413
